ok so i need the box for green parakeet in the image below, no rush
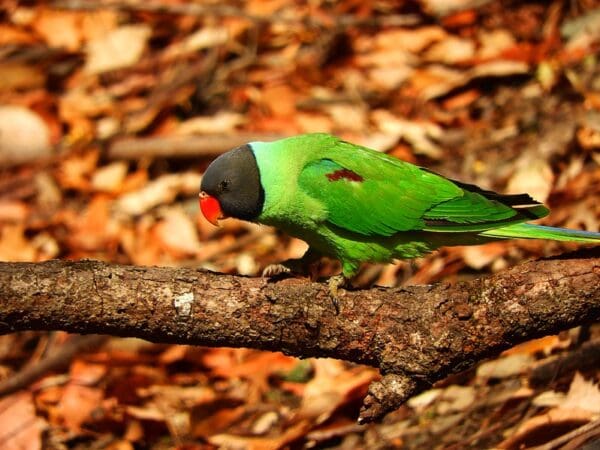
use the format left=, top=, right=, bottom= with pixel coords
left=199, top=133, right=599, bottom=285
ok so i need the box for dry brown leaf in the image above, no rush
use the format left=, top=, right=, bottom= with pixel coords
left=477, top=353, right=535, bottom=379
left=497, top=407, right=594, bottom=449
left=192, top=406, right=247, bottom=439
left=261, top=85, right=297, bottom=117
left=208, top=419, right=310, bottom=450
left=435, top=385, right=476, bottom=414
left=153, top=206, right=202, bottom=256
left=299, top=359, right=378, bottom=424
left=0, top=24, right=38, bottom=45
left=137, top=385, right=216, bottom=410
left=477, top=29, right=517, bottom=59
left=372, top=110, right=444, bottom=158
left=0, top=392, right=45, bottom=450
left=425, top=36, right=475, bottom=64
left=0, top=225, right=38, bottom=261
left=503, top=335, right=567, bottom=357
left=296, top=112, right=334, bottom=133
left=67, top=195, right=119, bottom=252
left=176, top=112, right=246, bottom=135
left=461, top=242, right=508, bottom=270
left=562, top=373, right=600, bottom=414
left=69, top=360, right=108, bottom=386
left=506, top=157, right=554, bottom=203
left=562, top=8, right=600, bottom=53
left=0, top=63, right=47, bottom=92
left=32, top=9, right=83, bottom=51
left=91, top=161, right=129, bottom=193
left=114, top=172, right=201, bottom=216
left=0, top=201, right=29, bottom=222
left=53, top=384, right=104, bottom=430
left=416, top=61, right=529, bottom=99
left=84, top=25, right=151, bottom=74
left=0, top=106, right=52, bottom=167
left=56, top=149, right=99, bottom=190
left=420, top=0, right=493, bottom=17
left=164, top=26, right=230, bottom=59
left=119, top=216, right=163, bottom=265
left=375, top=27, right=448, bottom=53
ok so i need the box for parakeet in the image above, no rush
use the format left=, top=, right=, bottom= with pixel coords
left=199, top=133, right=599, bottom=290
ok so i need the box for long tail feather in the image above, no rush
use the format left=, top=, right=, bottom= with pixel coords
left=480, top=223, right=600, bottom=243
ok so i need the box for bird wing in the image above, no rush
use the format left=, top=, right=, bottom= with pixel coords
left=298, top=140, right=548, bottom=236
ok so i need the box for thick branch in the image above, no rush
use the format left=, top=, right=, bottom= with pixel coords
left=0, top=252, right=598, bottom=421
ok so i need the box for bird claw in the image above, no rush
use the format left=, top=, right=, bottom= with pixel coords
left=328, top=274, right=348, bottom=314
left=262, top=263, right=292, bottom=278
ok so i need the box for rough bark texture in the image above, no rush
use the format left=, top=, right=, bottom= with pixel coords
left=0, top=251, right=598, bottom=421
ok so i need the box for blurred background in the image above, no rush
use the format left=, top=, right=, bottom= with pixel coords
left=0, top=0, right=600, bottom=448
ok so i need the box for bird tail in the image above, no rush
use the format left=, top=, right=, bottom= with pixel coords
left=479, top=223, right=600, bottom=243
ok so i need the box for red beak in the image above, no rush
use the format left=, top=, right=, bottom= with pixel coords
left=199, top=192, right=224, bottom=226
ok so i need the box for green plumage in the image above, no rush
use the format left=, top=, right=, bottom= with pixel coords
left=250, top=133, right=599, bottom=278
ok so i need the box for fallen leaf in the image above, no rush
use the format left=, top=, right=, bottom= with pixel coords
left=436, top=385, right=476, bottom=414
left=477, top=29, right=517, bottom=59
left=375, top=26, right=448, bottom=53
left=32, top=9, right=83, bottom=51
left=164, top=26, right=229, bottom=59
left=462, top=242, right=508, bottom=270
left=372, top=110, right=444, bottom=158
left=562, top=373, right=600, bottom=414
left=419, top=0, right=493, bottom=17
left=114, top=172, right=201, bottom=216
left=0, top=24, right=38, bottom=45
left=176, top=112, right=246, bottom=135
left=0, top=201, right=29, bottom=222
left=53, top=384, right=104, bottom=430
left=55, top=149, right=99, bottom=191
left=209, top=419, right=310, bottom=450
left=506, top=157, right=554, bottom=203
left=299, top=359, right=378, bottom=424
left=84, top=25, right=151, bottom=74
left=503, top=335, right=567, bottom=357
left=425, top=36, right=475, bottom=64
left=91, top=161, right=129, bottom=193
left=69, top=359, right=108, bottom=386
left=0, top=106, right=52, bottom=167
left=477, top=353, right=535, bottom=379
left=67, top=195, right=119, bottom=252
left=0, top=63, right=46, bottom=92
left=261, top=84, right=297, bottom=117
left=0, top=392, right=45, bottom=450
left=562, top=8, right=600, bottom=53
left=497, top=407, right=593, bottom=449
left=153, top=206, right=202, bottom=256
left=0, top=225, right=38, bottom=261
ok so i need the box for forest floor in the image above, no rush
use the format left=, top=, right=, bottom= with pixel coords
left=1, top=0, right=600, bottom=448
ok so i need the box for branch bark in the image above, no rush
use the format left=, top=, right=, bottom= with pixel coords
left=0, top=251, right=598, bottom=422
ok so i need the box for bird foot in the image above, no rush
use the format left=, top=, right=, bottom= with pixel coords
left=328, top=274, right=349, bottom=314
left=262, top=263, right=292, bottom=278
left=262, top=258, right=314, bottom=279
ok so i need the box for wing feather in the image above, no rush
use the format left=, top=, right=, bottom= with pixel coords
left=297, top=138, right=548, bottom=236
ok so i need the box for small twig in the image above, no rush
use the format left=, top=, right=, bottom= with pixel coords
left=529, top=339, right=600, bottom=387
left=108, top=133, right=286, bottom=160
left=0, top=335, right=108, bottom=396
left=527, top=417, right=600, bottom=450
left=51, top=0, right=420, bottom=28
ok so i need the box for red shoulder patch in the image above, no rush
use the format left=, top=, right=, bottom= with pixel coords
left=326, top=168, right=364, bottom=182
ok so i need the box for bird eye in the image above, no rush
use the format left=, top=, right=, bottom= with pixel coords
left=219, top=180, right=230, bottom=192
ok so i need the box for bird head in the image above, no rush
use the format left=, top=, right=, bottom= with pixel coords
left=199, top=144, right=264, bottom=226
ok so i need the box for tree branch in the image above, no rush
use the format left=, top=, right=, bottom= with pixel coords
left=0, top=251, right=598, bottom=422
